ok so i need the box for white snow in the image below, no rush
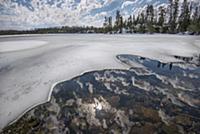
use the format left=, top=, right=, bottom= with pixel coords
left=0, top=40, right=47, bottom=53
left=0, top=34, right=199, bottom=130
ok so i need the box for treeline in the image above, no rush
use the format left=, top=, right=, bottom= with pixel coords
left=0, top=26, right=105, bottom=35
left=103, top=0, right=200, bottom=34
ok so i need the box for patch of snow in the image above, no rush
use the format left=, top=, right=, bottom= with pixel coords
left=0, top=40, right=47, bottom=53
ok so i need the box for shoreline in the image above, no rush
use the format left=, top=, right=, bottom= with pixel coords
left=0, top=33, right=199, bottom=38
left=3, top=54, right=130, bottom=131
left=3, top=67, right=130, bottom=131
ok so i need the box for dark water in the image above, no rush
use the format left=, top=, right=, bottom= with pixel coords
left=2, top=55, right=200, bottom=134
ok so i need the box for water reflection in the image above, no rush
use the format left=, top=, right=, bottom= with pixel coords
left=174, top=54, right=200, bottom=67
left=2, top=55, right=200, bottom=134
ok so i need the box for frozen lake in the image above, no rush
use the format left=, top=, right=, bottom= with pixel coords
left=0, top=34, right=200, bottom=130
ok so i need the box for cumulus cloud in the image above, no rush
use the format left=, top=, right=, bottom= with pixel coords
left=0, top=0, right=109, bottom=30
left=0, top=0, right=171, bottom=30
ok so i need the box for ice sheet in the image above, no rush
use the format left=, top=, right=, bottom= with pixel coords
left=0, top=34, right=199, bottom=130
left=0, top=40, right=47, bottom=53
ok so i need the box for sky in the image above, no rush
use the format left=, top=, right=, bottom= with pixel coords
left=0, top=0, right=171, bottom=30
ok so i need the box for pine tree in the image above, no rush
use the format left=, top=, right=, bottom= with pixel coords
left=123, top=20, right=128, bottom=30
left=188, top=5, right=200, bottom=34
left=103, top=17, right=109, bottom=33
left=158, top=7, right=165, bottom=27
left=168, top=0, right=179, bottom=33
left=108, top=16, right=112, bottom=33
left=146, top=5, right=155, bottom=33
left=178, top=0, right=190, bottom=32
left=132, top=15, right=137, bottom=33
left=114, top=10, right=121, bottom=33
left=173, top=0, right=179, bottom=33
left=158, top=6, right=166, bottom=33
left=119, top=16, right=123, bottom=33
left=168, top=0, right=173, bottom=27
left=138, top=12, right=146, bottom=33
left=127, top=15, right=133, bottom=33
left=146, top=5, right=154, bottom=24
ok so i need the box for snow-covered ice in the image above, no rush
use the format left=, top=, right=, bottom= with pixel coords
left=0, top=40, right=47, bottom=53
left=0, top=34, right=199, bottom=130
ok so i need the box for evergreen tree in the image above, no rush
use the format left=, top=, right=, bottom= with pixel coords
left=119, top=16, right=123, bottom=33
left=132, top=15, right=137, bottom=32
left=108, top=16, right=113, bottom=33
left=127, top=15, right=133, bottom=33
left=158, top=6, right=165, bottom=27
left=168, top=0, right=179, bottom=33
left=146, top=5, right=155, bottom=33
left=103, top=17, right=109, bottom=33
left=178, top=0, right=190, bottom=32
left=146, top=5, right=154, bottom=24
left=138, top=12, right=146, bottom=33
left=168, top=0, right=173, bottom=27
left=188, top=6, right=200, bottom=34
left=157, top=6, right=166, bottom=33
left=172, top=0, right=179, bottom=33
left=114, top=10, right=122, bottom=33
left=103, top=16, right=113, bottom=33
left=123, top=20, right=128, bottom=30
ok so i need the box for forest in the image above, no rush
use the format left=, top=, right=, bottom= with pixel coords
left=103, top=0, right=200, bottom=34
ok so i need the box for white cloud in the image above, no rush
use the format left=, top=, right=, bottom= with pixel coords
left=0, top=0, right=107, bottom=30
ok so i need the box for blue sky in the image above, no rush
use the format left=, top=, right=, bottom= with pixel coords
left=0, top=0, right=169, bottom=30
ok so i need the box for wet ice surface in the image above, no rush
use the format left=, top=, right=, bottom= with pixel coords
left=2, top=54, right=200, bottom=134
left=0, top=34, right=200, bottom=131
